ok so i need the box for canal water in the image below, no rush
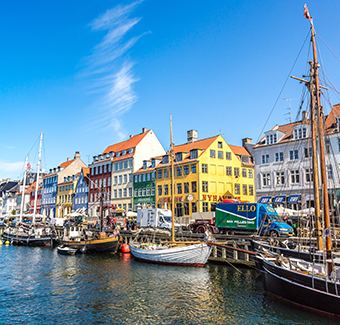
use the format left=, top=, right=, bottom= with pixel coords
left=0, top=245, right=338, bottom=325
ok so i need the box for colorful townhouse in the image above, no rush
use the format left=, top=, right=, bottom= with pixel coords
left=28, top=181, right=42, bottom=214
left=155, top=130, right=255, bottom=224
left=133, top=157, right=162, bottom=209
left=41, top=152, right=87, bottom=218
left=88, top=128, right=165, bottom=216
left=73, top=167, right=89, bottom=212
left=56, top=174, right=79, bottom=217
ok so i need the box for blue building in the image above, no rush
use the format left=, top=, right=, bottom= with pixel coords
left=73, top=167, right=89, bottom=212
left=42, top=171, right=58, bottom=218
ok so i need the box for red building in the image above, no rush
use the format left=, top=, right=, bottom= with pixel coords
left=29, top=182, right=42, bottom=214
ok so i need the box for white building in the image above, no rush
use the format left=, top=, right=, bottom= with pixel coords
left=254, top=105, right=340, bottom=213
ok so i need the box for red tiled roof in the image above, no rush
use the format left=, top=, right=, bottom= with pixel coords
left=228, top=145, right=251, bottom=157
left=60, top=158, right=75, bottom=168
left=102, top=130, right=150, bottom=155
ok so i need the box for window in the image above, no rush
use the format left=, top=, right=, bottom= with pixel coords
left=108, top=164, right=112, bottom=172
left=139, top=175, right=142, bottom=182
left=119, top=162, right=123, bottom=170
left=202, top=202, right=209, bottom=212
left=242, top=184, right=248, bottom=195
left=191, top=164, right=197, bottom=173
left=235, top=184, right=240, bottom=195
left=142, top=174, right=146, bottom=182
left=249, top=185, right=254, bottom=196
left=218, top=151, right=223, bottom=159
left=226, top=167, right=232, bottom=176
left=164, top=169, right=169, bottom=178
left=164, top=185, right=169, bottom=195
left=135, top=189, right=138, bottom=197
left=242, top=169, right=247, bottom=178
left=123, top=189, right=127, bottom=197
left=152, top=187, right=155, bottom=195
left=210, top=150, right=216, bottom=158
left=275, top=152, right=284, bottom=162
left=291, top=170, right=300, bottom=184
left=122, top=150, right=126, bottom=156
left=192, top=181, right=197, bottom=193
left=129, top=188, right=132, bottom=197
left=147, top=187, right=151, bottom=196
left=129, top=159, right=133, bottom=168
left=248, top=169, right=253, bottom=178
left=91, top=168, right=94, bottom=176
left=202, top=164, right=208, bottom=173
left=118, top=175, right=122, bottom=184
left=202, top=181, right=208, bottom=192
left=226, top=152, right=232, bottom=160
left=262, top=173, right=271, bottom=186
left=114, top=176, right=117, bottom=185
left=304, top=147, right=312, bottom=158
left=184, top=182, right=189, bottom=193
left=119, top=189, right=122, bottom=198
left=192, top=202, right=197, bottom=213
left=146, top=173, right=150, bottom=181
left=124, top=160, right=128, bottom=169
left=177, top=183, right=182, bottom=194
left=158, top=185, right=162, bottom=196
left=138, top=188, right=142, bottom=197
left=190, top=150, right=198, bottom=159
left=234, top=168, right=240, bottom=178
left=114, top=163, right=118, bottom=171
left=327, top=165, right=333, bottom=180
left=158, top=170, right=163, bottom=179
left=176, top=203, right=183, bottom=217
left=175, top=153, right=183, bottom=162
left=184, top=165, right=189, bottom=175
left=99, top=166, right=102, bottom=174
left=177, top=167, right=182, bottom=176
left=129, top=174, right=133, bottom=182
left=184, top=203, right=190, bottom=215
left=305, top=168, right=313, bottom=182
left=326, top=139, right=330, bottom=154
left=289, top=150, right=299, bottom=160
left=163, top=156, right=169, bottom=164
left=142, top=188, right=146, bottom=196
left=95, top=167, right=98, bottom=175
left=218, top=141, right=223, bottom=148
left=114, top=190, right=117, bottom=198
left=103, top=178, right=106, bottom=187
left=262, top=154, right=269, bottom=164
left=276, top=171, right=285, bottom=185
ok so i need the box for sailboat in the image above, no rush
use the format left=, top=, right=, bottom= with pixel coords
left=2, top=133, right=54, bottom=246
left=59, top=185, right=122, bottom=254
left=257, top=5, right=340, bottom=316
left=129, top=115, right=213, bottom=266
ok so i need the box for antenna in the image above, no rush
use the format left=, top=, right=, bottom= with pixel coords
left=283, top=98, right=298, bottom=123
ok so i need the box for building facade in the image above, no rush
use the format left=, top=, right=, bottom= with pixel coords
left=155, top=131, right=255, bottom=224
left=254, top=105, right=340, bottom=212
left=88, top=128, right=165, bottom=215
left=73, top=167, right=89, bottom=212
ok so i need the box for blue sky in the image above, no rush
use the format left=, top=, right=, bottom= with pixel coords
left=1, top=0, right=340, bottom=180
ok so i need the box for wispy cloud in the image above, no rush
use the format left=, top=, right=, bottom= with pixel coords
left=0, top=160, right=24, bottom=180
left=85, top=1, right=144, bottom=140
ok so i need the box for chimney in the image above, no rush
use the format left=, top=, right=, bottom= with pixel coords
left=187, top=130, right=198, bottom=143
left=302, top=110, right=308, bottom=123
left=74, top=151, right=81, bottom=159
left=67, top=157, right=71, bottom=162
left=130, top=135, right=133, bottom=138
left=142, top=127, right=147, bottom=133
left=242, top=138, right=252, bottom=147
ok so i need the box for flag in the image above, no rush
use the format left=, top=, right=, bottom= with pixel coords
left=27, top=162, right=31, bottom=170
left=303, top=3, right=311, bottom=19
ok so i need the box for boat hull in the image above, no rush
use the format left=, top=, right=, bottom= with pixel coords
left=2, top=231, right=53, bottom=247
left=260, top=256, right=340, bottom=316
left=61, top=236, right=121, bottom=254
left=130, top=243, right=212, bottom=267
left=57, top=245, right=77, bottom=255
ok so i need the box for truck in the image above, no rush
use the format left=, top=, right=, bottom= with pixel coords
left=215, top=203, right=294, bottom=237
left=137, top=208, right=181, bottom=232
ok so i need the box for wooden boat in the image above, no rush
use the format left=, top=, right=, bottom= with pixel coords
left=129, top=115, right=212, bottom=266
left=257, top=5, right=340, bottom=316
left=57, top=245, right=77, bottom=255
left=130, top=242, right=212, bottom=266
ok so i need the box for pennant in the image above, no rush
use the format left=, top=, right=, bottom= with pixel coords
left=304, top=3, right=311, bottom=19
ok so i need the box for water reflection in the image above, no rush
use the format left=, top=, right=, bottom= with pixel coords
left=0, top=246, right=339, bottom=325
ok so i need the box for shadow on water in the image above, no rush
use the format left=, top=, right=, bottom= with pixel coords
left=0, top=245, right=339, bottom=325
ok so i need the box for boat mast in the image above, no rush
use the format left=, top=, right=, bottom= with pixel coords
left=19, top=155, right=29, bottom=223
left=170, top=114, right=175, bottom=242
left=305, top=5, right=332, bottom=254
left=33, top=132, right=43, bottom=223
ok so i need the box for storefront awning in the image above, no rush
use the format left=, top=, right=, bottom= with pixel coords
left=259, top=196, right=271, bottom=204
left=288, top=194, right=301, bottom=204
left=273, top=195, right=285, bottom=203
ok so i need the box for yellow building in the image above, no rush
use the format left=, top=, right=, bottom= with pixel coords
left=155, top=131, right=255, bottom=223
left=56, top=175, right=78, bottom=217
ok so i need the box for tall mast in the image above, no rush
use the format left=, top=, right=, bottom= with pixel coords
left=19, top=155, right=29, bottom=223
left=170, top=114, right=175, bottom=242
left=33, top=132, right=43, bottom=223
left=305, top=4, right=332, bottom=253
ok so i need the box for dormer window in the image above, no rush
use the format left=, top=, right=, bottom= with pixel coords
left=116, top=152, right=120, bottom=157
left=163, top=155, right=169, bottom=164
left=122, top=150, right=126, bottom=156
left=266, top=134, right=277, bottom=145
left=175, top=153, right=183, bottom=162
left=151, top=159, right=156, bottom=168
left=128, top=148, right=133, bottom=154
left=241, top=155, right=249, bottom=164
left=336, top=116, right=340, bottom=131
left=293, top=125, right=308, bottom=140
left=190, top=149, right=198, bottom=159
left=110, top=152, right=115, bottom=158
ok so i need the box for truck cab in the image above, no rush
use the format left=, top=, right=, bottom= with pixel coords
left=258, top=205, right=294, bottom=237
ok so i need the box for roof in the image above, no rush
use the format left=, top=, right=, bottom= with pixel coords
left=0, top=181, right=19, bottom=194
left=255, top=104, right=340, bottom=148
left=134, top=156, right=163, bottom=174
left=59, top=158, right=76, bottom=168
left=228, top=145, right=251, bottom=157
